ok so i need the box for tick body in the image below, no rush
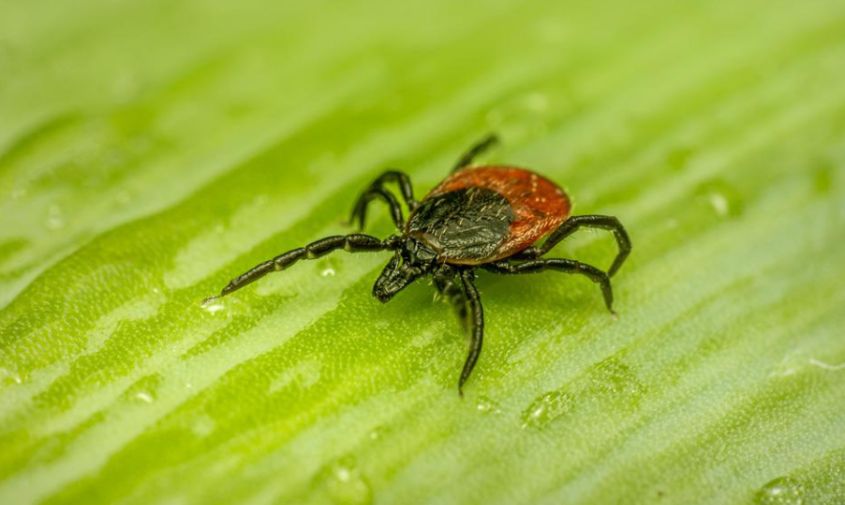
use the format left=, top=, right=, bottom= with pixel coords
left=207, top=135, right=631, bottom=395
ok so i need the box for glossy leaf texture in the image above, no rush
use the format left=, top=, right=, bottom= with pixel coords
left=1, top=1, right=845, bottom=504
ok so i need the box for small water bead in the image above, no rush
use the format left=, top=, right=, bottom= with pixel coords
left=0, top=367, right=23, bottom=385
left=324, top=457, right=373, bottom=505
left=475, top=395, right=501, bottom=414
left=317, top=257, right=341, bottom=278
left=709, top=192, right=730, bottom=217
left=200, top=297, right=225, bottom=314
left=520, top=390, right=574, bottom=429
left=45, top=204, right=65, bottom=229
left=754, top=476, right=804, bottom=505
left=134, top=390, right=154, bottom=403
left=695, top=179, right=743, bottom=219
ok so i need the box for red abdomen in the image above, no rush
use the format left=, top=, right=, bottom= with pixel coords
left=426, top=166, right=571, bottom=262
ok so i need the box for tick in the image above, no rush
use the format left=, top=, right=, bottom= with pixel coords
left=205, top=134, right=631, bottom=394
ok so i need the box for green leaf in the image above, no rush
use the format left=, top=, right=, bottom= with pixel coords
left=2, top=1, right=844, bottom=504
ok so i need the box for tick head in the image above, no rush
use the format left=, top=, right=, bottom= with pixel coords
left=372, top=238, right=436, bottom=303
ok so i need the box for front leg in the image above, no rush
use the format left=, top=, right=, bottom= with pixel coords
left=205, top=234, right=396, bottom=302
left=482, top=258, right=614, bottom=313
left=458, top=269, right=484, bottom=396
left=349, top=170, right=418, bottom=230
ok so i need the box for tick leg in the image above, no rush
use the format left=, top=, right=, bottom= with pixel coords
left=539, top=215, right=632, bottom=277
left=349, top=170, right=418, bottom=230
left=482, top=258, right=614, bottom=314
left=509, top=246, right=543, bottom=260
left=350, top=187, right=404, bottom=230
left=206, top=234, right=393, bottom=301
left=451, top=133, right=500, bottom=173
left=458, top=269, right=484, bottom=396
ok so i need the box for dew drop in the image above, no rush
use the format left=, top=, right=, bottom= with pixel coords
left=695, top=179, right=743, bottom=219
left=709, top=192, right=730, bottom=217
left=317, top=258, right=341, bottom=278
left=45, top=204, right=65, bottom=229
left=476, top=395, right=501, bottom=414
left=754, top=476, right=804, bottom=505
left=0, top=367, right=23, bottom=385
left=520, top=390, right=574, bottom=429
left=135, top=390, right=154, bottom=403
left=200, top=297, right=225, bottom=314
left=324, top=457, right=373, bottom=505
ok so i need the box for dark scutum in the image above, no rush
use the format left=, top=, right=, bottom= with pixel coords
left=407, top=187, right=514, bottom=261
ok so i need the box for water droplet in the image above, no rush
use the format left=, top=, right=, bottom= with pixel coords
left=476, top=395, right=501, bottom=414
left=0, top=367, right=23, bottom=385
left=521, top=390, right=574, bottom=429
left=323, top=457, right=373, bottom=505
left=200, top=297, right=225, bottom=314
left=317, top=258, right=341, bottom=278
left=135, top=390, right=154, bottom=403
left=520, top=358, right=645, bottom=429
left=695, top=179, right=743, bottom=219
left=709, top=192, right=730, bottom=217
left=45, top=204, right=65, bottom=229
left=368, top=427, right=382, bottom=441
left=755, top=476, right=804, bottom=505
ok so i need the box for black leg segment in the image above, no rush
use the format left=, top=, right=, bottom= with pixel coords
left=458, top=269, right=484, bottom=396
left=207, top=234, right=392, bottom=301
left=482, top=258, right=614, bottom=313
left=452, top=133, right=500, bottom=173
left=350, top=170, right=418, bottom=231
left=350, top=187, right=405, bottom=230
left=539, top=215, right=632, bottom=277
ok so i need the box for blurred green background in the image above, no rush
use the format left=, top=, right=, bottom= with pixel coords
left=1, top=1, right=844, bottom=504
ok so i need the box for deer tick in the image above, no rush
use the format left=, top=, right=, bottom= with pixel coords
left=205, top=134, right=631, bottom=395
